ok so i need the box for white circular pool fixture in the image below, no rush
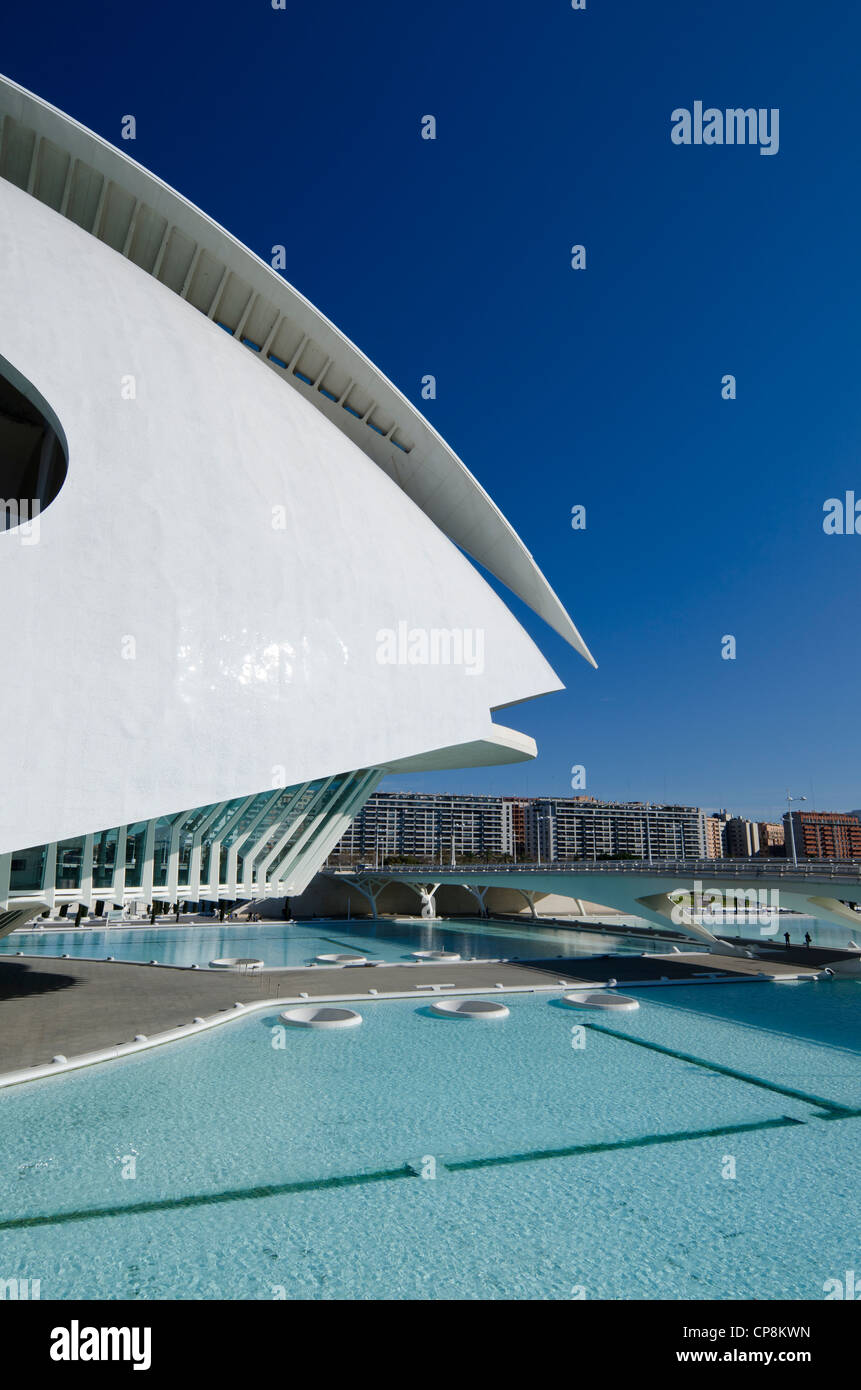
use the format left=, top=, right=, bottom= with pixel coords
left=208, top=957, right=264, bottom=970
left=279, top=1005, right=363, bottom=1029
left=314, top=953, right=368, bottom=966
left=411, top=950, right=461, bottom=962
left=824, top=957, right=861, bottom=978
left=430, top=998, right=509, bottom=1020
left=562, top=991, right=640, bottom=1012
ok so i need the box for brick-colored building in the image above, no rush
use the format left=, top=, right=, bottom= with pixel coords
left=757, top=822, right=785, bottom=856
left=705, top=812, right=730, bottom=858
left=783, top=811, right=861, bottom=861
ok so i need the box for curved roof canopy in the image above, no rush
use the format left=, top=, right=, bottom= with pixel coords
left=0, top=73, right=595, bottom=667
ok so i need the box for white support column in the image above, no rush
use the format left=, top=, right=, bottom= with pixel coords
left=139, top=819, right=157, bottom=905
left=257, top=779, right=335, bottom=891
left=0, top=853, right=11, bottom=909
left=339, top=875, right=388, bottom=920
left=518, top=889, right=538, bottom=919
left=205, top=264, right=230, bottom=318
left=240, top=783, right=312, bottom=897
left=205, top=796, right=256, bottom=900
left=179, top=244, right=203, bottom=298
left=79, top=833, right=95, bottom=910
left=90, top=176, right=109, bottom=236
left=151, top=222, right=173, bottom=280
left=121, top=200, right=142, bottom=258
left=276, top=771, right=378, bottom=895
left=248, top=783, right=317, bottom=889
left=187, top=802, right=228, bottom=902
left=110, top=822, right=127, bottom=911
left=26, top=134, right=42, bottom=195
left=224, top=790, right=284, bottom=897
left=58, top=155, right=75, bottom=216
left=286, top=333, right=309, bottom=373
left=166, top=812, right=194, bottom=905
left=260, top=314, right=282, bottom=355
left=233, top=289, right=257, bottom=339
left=461, top=882, right=490, bottom=918
left=43, top=841, right=57, bottom=911
left=313, top=770, right=382, bottom=862
left=267, top=778, right=339, bottom=888
left=634, top=891, right=721, bottom=947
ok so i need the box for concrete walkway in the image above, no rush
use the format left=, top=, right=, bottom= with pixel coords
left=0, top=948, right=826, bottom=1079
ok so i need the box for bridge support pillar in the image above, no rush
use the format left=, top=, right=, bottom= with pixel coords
left=339, top=876, right=388, bottom=920
left=633, top=892, right=722, bottom=947
left=517, top=890, right=539, bottom=919
left=460, top=883, right=490, bottom=918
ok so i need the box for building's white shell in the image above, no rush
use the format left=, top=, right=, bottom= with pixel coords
left=0, top=76, right=593, bottom=917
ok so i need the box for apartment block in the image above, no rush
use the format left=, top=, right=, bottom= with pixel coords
left=783, top=810, right=861, bottom=861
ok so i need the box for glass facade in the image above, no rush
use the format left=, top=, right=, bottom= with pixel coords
left=54, top=835, right=85, bottom=890
left=1, top=769, right=378, bottom=910
left=92, top=826, right=120, bottom=889
left=9, top=844, right=47, bottom=893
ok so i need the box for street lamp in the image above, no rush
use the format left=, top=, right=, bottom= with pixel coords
left=786, top=791, right=807, bottom=867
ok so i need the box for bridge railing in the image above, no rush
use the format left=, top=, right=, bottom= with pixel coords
left=329, top=858, right=861, bottom=882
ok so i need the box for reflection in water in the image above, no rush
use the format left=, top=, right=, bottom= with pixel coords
left=0, top=912, right=849, bottom=970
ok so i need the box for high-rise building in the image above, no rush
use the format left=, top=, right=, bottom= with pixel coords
left=333, top=792, right=707, bottom=864
left=783, top=811, right=861, bottom=861
left=524, top=798, right=706, bottom=861
left=505, top=798, right=527, bottom=859
left=706, top=812, right=731, bottom=858
left=757, top=822, right=785, bottom=856
left=332, top=793, right=515, bottom=864
left=725, top=817, right=760, bottom=858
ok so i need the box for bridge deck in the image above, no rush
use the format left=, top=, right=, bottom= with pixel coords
left=0, top=949, right=823, bottom=1081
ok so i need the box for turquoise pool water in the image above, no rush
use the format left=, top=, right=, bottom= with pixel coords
left=0, top=976, right=858, bottom=1299
left=0, top=911, right=849, bottom=970
left=0, top=915, right=680, bottom=968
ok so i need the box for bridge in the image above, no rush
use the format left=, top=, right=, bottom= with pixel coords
left=326, top=859, right=861, bottom=949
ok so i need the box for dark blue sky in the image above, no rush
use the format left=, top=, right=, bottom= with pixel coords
left=7, top=1, right=861, bottom=821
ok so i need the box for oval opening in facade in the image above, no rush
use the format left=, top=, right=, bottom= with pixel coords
left=0, top=355, right=67, bottom=533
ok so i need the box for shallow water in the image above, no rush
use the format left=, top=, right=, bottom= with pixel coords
left=0, top=969, right=858, bottom=1299
left=0, top=911, right=850, bottom=970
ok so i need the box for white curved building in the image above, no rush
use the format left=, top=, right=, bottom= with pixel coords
left=0, top=75, right=594, bottom=933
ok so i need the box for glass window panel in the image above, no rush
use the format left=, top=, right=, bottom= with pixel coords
left=92, top=826, right=120, bottom=889
left=10, top=844, right=47, bottom=893
left=55, top=835, right=84, bottom=890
